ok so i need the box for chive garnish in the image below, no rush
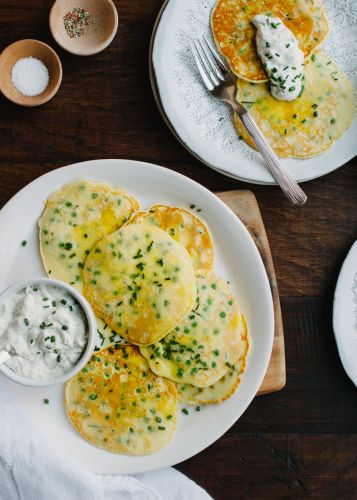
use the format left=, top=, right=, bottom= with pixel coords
left=182, top=408, right=189, bottom=415
left=43, top=399, right=49, bottom=404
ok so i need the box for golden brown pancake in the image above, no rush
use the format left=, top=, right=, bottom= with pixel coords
left=83, top=223, right=196, bottom=346
left=176, top=315, right=249, bottom=405
left=234, top=52, right=355, bottom=158
left=65, top=345, right=177, bottom=455
left=140, top=272, right=248, bottom=387
left=127, top=205, right=214, bottom=271
left=39, top=180, right=139, bottom=292
left=211, top=0, right=329, bottom=81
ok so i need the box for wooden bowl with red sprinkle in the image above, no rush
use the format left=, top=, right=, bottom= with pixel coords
left=50, top=0, right=118, bottom=56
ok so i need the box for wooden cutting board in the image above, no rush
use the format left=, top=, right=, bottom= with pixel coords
left=216, top=190, right=286, bottom=395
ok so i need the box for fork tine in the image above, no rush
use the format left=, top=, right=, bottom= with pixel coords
left=193, top=39, right=220, bottom=87
left=190, top=41, right=215, bottom=91
left=202, top=36, right=229, bottom=72
left=197, top=38, right=225, bottom=82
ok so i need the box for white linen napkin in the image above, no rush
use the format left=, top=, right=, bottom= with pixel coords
left=0, top=382, right=211, bottom=500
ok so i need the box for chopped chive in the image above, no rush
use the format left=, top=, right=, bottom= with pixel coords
left=21, top=240, right=27, bottom=247
left=182, top=408, right=189, bottom=415
left=43, top=398, right=49, bottom=404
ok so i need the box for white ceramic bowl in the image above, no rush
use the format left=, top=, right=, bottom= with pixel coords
left=0, top=277, right=96, bottom=387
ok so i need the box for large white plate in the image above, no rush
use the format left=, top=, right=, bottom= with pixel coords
left=150, top=0, right=357, bottom=185
left=0, top=159, right=274, bottom=474
left=333, top=241, right=357, bottom=387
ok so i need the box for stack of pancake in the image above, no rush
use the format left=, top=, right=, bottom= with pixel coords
left=211, top=0, right=355, bottom=157
left=38, top=181, right=249, bottom=455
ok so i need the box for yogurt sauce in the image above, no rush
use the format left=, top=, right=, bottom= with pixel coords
left=253, top=15, right=304, bottom=101
left=0, top=284, right=88, bottom=379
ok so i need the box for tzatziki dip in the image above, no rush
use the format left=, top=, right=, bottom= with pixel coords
left=0, top=284, right=88, bottom=380
left=253, top=15, right=304, bottom=101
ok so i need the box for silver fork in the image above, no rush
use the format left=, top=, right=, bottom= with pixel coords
left=190, top=37, right=307, bottom=206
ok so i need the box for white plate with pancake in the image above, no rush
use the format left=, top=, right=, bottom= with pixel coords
left=0, top=159, right=273, bottom=474
left=150, top=0, right=357, bottom=185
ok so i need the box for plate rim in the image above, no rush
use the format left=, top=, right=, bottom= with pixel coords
left=149, top=0, right=356, bottom=185
left=333, top=240, right=357, bottom=387
left=0, top=158, right=274, bottom=473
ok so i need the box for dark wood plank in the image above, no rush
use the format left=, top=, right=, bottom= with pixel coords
left=177, top=433, right=357, bottom=499
left=0, top=1, right=357, bottom=499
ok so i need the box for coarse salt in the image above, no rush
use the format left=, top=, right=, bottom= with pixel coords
left=11, top=56, right=49, bottom=97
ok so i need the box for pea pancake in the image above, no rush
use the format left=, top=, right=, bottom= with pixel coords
left=234, top=53, right=356, bottom=158
left=127, top=205, right=214, bottom=271
left=140, top=272, right=248, bottom=388
left=65, top=345, right=177, bottom=455
left=83, top=223, right=196, bottom=346
left=176, top=315, right=249, bottom=405
left=39, top=181, right=139, bottom=292
left=211, top=0, right=329, bottom=82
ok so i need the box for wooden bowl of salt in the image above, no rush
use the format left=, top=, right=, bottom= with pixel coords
left=50, top=0, right=118, bottom=56
left=0, top=39, right=62, bottom=107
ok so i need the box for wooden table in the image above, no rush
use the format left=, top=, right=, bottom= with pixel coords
left=0, top=1, right=356, bottom=498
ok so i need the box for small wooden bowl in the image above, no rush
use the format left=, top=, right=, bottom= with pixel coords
left=0, top=39, right=62, bottom=107
left=50, top=0, right=118, bottom=56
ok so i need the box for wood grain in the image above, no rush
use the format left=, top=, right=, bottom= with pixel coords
left=217, top=190, right=286, bottom=395
left=0, top=1, right=357, bottom=498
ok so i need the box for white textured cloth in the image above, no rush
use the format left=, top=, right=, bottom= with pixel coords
left=0, top=383, right=211, bottom=500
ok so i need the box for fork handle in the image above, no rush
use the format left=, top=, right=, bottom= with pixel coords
left=235, top=107, right=307, bottom=205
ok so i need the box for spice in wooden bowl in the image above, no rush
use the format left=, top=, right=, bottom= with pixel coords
left=50, top=0, right=118, bottom=56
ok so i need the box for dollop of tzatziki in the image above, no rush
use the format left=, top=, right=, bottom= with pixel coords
left=253, top=15, right=304, bottom=101
left=0, top=284, right=88, bottom=379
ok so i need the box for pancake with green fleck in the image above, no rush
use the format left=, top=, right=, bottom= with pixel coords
left=234, top=53, right=355, bottom=158
left=211, top=0, right=329, bottom=82
left=83, top=223, right=196, bottom=346
left=127, top=205, right=214, bottom=271
left=176, top=316, right=249, bottom=405
left=39, top=181, right=139, bottom=291
left=65, top=345, right=177, bottom=455
left=140, top=272, right=247, bottom=387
